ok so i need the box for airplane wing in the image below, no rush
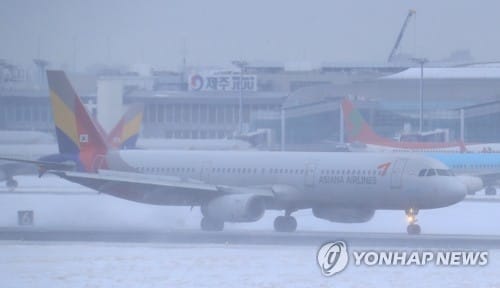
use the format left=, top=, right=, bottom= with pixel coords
left=0, top=161, right=38, bottom=177
left=0, top=157, right=75, bottom=173
left=0, top=157, right=275, bottom=201
left=473, top=171, right=500, bottom=186
left=50, top=169, right=274, bottom=204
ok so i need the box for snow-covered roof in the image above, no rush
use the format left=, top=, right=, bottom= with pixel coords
left=382, top=67, right=500, bottom=80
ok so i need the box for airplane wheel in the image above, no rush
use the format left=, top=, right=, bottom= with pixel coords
left=6, top=179, right=18, bottom=190
left=485, top=187, right=497, bottom=196
left=407, top=224, right=421, bottom=235
left=274, top=216, right=297, bottom=232
left=200, top=217, right=224, bottom=231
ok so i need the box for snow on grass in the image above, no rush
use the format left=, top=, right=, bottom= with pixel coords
left=0, top=242, right=498, bottom=288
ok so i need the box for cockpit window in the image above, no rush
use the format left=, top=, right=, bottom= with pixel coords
left=436, top=169, right=454, bottom=176
left=426, top=169, right=436, bottom=176
left=418, top=169, right=427, bottom=177
left=422, top=168, right=454, bottom=177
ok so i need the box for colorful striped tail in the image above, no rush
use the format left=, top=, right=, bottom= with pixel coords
left=47, top=70, right=108, bottom=172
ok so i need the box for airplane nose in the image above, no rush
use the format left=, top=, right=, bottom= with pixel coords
left=443, top=178, right=467, bottom=205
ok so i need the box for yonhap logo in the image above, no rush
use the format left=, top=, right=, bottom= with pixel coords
left=315, top=241, right=489, bottom=276
left=317, top=241, right=349, bottom=277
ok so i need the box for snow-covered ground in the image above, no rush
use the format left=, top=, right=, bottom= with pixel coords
left=0, top=242, right=498, bottom=288
left=0, top=176, right=499, bottom=235
left=1, top=176, right=500, bottom=287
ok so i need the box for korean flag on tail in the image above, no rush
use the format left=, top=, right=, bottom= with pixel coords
left=80, top=134, right=89, bottom=143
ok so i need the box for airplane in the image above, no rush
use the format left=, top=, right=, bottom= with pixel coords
left=0, top=130, right=55, bottom=145
left=342, top=98, right=500, bottom=153
left=0, top=144, right=57, bottom=189
left=426, top=153, right=500, bottom=195
left=0, top=70, right=471, bottom=235
left=135, top=138, right=253, bottom=151
left=341, top=98, right=499, bottom=195
left=0, top=103, right=144, bottom=190
left=94, top=103, right=144, bottom=150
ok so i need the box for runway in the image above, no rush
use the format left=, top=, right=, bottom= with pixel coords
left=2, top=182, right=500, bottom=287
left=1, top=227, right=500, bottom=248
left=1, top=177, right=499, bottom=250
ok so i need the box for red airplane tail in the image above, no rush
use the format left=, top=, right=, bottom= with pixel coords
left=341, top=98, right=387, bottom=144
left=341, top=98, right=468, bottom=152
left=107, top=103, right=144, bottom=149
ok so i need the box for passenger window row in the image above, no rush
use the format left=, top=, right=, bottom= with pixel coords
left=451, top=164, right=500, bottom=169
left=136, top=166, right=306, bottom=175
left=138, top=167, right=196, bottom=174
left=320, top=169, right=379, bottom=176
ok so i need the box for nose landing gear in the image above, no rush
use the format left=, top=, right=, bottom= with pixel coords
left=405, top=208, right=421, bottom=235
left=6, top=178, right=18, bottom=191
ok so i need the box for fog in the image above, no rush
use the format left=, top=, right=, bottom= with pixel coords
left=2, top=1, right=500, bottom=287
left=2, top=0, right=500, bottom=69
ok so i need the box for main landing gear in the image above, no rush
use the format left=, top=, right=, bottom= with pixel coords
left=6, top=178, right=18, bottom=191
left=485, top=186, right=497, bottom=196
left=200, top=217, right=224, bottom=231
left=405, top=208, right=421, bottom=235
left=274, top=210, right=297, bottom=232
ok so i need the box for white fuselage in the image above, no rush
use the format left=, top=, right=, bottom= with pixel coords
left=0, top=131, right=55, bottom=145
left=350, top=143, right=500, bottom=153
left=104, top=150, right=466, bottom=210
left=0, top=144, right=58, bottom=160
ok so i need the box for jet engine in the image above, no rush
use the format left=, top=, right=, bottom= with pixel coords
left=312, top=207, right=375, bottom=223
left=201, top=194, right=266, bottom=222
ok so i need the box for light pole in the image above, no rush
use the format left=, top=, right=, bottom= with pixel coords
left=412, top=57, right=428, bottom=132
left=339, top=102, right=344, bottom=144
left=232, top=60, right=248, bottom=135
left=281, top=105, right=286, bottom=151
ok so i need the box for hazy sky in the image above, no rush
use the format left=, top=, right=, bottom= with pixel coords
left=2, top=0, right=500, bottom=71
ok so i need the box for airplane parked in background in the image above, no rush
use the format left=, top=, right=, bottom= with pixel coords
left=342, top=98, right=500, bottom=153
left=94, top=103, right=144, bottom=150
left=0, top=144, right=57, bottom=189
left=341, top=98, right=500, bottom=195
left=1, top=70, right=255, bottom=190
left=0, top=130, right=54, bottom=145
left=428, top=153, right=500, bottom=195
left=0, top=103, right=144, bottom=190
left=0, top=71, right=469, bottom=235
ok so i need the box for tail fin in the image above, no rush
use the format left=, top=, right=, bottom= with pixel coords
left=93, top=116, right=108, bottom=143
left=107, top=103, right=144, bottom=149
left=341, top=98, right=386, bottom=143
left=47, top=70, right=108, bottom=172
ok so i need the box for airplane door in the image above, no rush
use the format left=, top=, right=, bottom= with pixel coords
left=200, top=161, right=212, bottom=183
left=304, top=163, right=316, bottom=188
left=390, top=159, right=407, bottom=189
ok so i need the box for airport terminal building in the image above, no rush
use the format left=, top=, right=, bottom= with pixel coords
left=1, top=63, right=500, bottom=146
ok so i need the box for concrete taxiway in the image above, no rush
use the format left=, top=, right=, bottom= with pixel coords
left=1, top=228, right=499, bottom=249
